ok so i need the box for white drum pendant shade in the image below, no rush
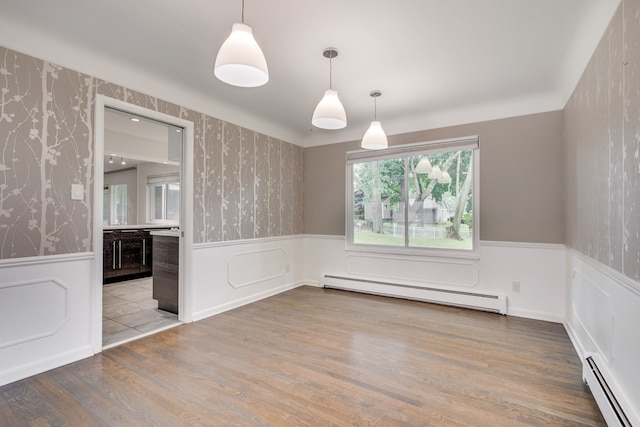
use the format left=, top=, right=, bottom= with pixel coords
left=361, top=121, right=388, bottom=150
left=312, top=89, right=347, bottom=129
left=215, top=23, right=269, bottom=87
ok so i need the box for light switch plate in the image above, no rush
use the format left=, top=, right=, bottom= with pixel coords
left=71, top=184, right=84, bottom=200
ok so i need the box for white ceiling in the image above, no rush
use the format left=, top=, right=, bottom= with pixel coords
left=103, top=108, right=176, bottom=173
left=0, top=0, right=619, bottom=147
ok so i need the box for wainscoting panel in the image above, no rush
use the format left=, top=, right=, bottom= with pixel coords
left=565, top=250, right=640, bottom=425
left=304, top=236, right=566, bottom=322
left=0, top=253, right=94, bottom=387
left=228, top=248, right=286, bottom=288
left=345, top=254, right=479, bottom=288
left=0, top=279, right=69, bottom=349
left=573, top=271, right=615, bottom=361
left=192, top=236, right=304, bottom=321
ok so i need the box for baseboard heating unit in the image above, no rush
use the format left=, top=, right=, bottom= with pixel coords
left=583, top=355, right=633, bottom=427
left=322, top=275, right=507, bottom=314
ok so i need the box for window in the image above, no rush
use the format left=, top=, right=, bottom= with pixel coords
left=148, top=174, right=180, bottom=222
left=103, top=183, right=128, bottom=225
left=347, top=136, right=479, bottom=256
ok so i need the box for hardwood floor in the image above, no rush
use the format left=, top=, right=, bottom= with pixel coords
left=0, top=286, right=605, bottom=426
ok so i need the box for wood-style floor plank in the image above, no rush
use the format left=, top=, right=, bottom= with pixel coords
left=0, top=286, right=605, bottom=426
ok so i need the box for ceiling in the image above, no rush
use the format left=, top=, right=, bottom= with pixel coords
left=103, top=108, right=175, bottom=172
left=0, top=0, right=619, bottom=147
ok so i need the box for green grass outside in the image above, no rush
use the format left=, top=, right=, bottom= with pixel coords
left=354, top=230, right=472, bottom=250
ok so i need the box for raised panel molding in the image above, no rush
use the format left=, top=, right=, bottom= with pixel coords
left=0, top=278, right=69, bottom=349
left=227, top=247, right=286, bottom=288
left=572, top=270, right=615, bottom=362
left=345, top=254, right=479, bottom=288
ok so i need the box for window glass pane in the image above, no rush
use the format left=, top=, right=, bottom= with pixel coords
left=166, top=183, right=180, bottom=221
left=149, top=184, right=165, bottom=221
left=103, top=187, right=110, bottom=226
left=408, top=150, right=473, bottom=250
left=111, top=184, right=127, bottom=225
left=352, top=158, right=404, bottom=246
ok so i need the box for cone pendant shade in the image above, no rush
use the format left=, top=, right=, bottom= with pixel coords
left=312, top=89, right=347, bottom=129
left=361, top=91, right=387, bottom=150
left=428, top=165, right=442, bottom=180
left=361, top=121, right=388, bottom=150
left=415, top=157, right=432, bottom=174
left=215, top=23, right=269, bottom=87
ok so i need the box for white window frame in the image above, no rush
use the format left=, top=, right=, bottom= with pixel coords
left=104, top=183, right=128, bottom=226
left=346, top=135, right=480, bottom=259
left=147, top=174, right=180, bottom=224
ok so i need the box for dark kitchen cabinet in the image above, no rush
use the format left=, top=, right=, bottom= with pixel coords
left=152, top=234, right=179, bottom=314
left=103, top=229, right=153, bottom=283
left=141, top=234, right=152, bottom=275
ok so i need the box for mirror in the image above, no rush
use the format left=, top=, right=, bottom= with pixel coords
left=103, top=108, right=183, bottom=227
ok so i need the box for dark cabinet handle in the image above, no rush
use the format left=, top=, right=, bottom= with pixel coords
left=142, top=238, right=146, bottom=266
left=118, top=240, right=122, bottom=269
left=112, top=241, right=116, bottom=270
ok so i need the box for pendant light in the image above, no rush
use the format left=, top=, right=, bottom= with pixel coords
left=312, top=48, right=347, bottom=129
left=214, top=0, right=269, bottom=87
left=428, top=165, right=442, bottom=180
left=438, top=171, right=452, bottom=184
left=361, top=91, right=388, bottom=150
left=415, top=157, right=432, bottom=174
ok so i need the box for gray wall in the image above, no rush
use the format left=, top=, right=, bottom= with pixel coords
left=564, top=0, right=640, bottom=282
left=304, top=111, right=565, bottom=244
left=0, top=46, right=304, bottom=259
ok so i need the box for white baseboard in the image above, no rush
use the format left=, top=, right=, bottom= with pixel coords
left=563, top=320, right=586, bottom=360
left=508, top=308, right=564, bottom=323
left=0, top=345, right=93, bottom=387
left=304, top=280, right=322, bottom=287
left=192, top=280, right=306, bottom=322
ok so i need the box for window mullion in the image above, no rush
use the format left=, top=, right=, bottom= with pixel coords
left=404, top=157, right=409, bottom=248
left=162, top=185, right=167, bottom=220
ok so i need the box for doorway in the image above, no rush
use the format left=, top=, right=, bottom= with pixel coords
left=92, top=96, right=194, bottom=352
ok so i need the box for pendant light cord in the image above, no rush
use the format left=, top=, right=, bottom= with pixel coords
left=241, top=0, right=245, bottom=23
left=329, top=56, right=333, bottom=89
left=374, top=96, right=377, bottom=120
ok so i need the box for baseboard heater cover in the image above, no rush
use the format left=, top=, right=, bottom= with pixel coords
left=322, top=275, right=507, bottom=314
left=584, top=355, right=632, bottom=427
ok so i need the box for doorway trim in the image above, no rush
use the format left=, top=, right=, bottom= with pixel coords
left=92, top=95, right=195, bottom=353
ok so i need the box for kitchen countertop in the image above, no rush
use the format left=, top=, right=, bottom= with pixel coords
left=103, top=224, right=178, bottom=231
left=150, top=229, right=180, bottom=237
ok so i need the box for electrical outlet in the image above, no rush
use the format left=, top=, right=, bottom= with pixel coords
left=285, top=264, right=290, bottom=273
left=512, top=281, right=521, bottom=293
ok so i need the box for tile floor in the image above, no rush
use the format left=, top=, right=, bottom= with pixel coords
left=103, top=277, right=180, bottom=347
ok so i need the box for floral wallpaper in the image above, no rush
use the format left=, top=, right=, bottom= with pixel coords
left=564, top=0, right=640, bottom=282
left=0, top=45, right=303, bottom=259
